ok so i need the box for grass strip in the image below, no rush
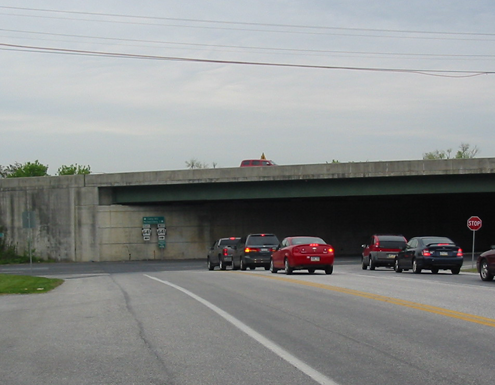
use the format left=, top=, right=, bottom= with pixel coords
left=0, top=274, right=64, bottom=295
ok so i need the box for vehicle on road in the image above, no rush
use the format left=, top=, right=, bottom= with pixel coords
left=240, top=159, right=277, bottom=167
left=477, top=246, right=495, bottom=281
left=362, top=234, right=407, bottom=270
left=207, top=237, right=240, bottom=270
left=232, top=233, right=279, bottom=270
left=271, top=236, right=335, bottom=275
left=394, top=236, right=463, bottom=274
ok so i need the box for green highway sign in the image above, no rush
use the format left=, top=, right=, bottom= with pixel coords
left=142, top=216, right=165, bottom=225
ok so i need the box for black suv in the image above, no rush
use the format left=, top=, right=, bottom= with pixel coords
left=232, top=233, right=280, bottom=270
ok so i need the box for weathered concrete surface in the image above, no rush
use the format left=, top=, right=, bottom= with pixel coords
left=1, top=158, right=494, bottom=262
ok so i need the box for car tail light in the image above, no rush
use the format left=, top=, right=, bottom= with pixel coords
left=457, top=248, right=463, bottom=257
left=270, top=247, right=277, bottom=252
left=325, top=247, right=334, bottom=254
left=294, top=247, right=301, bottom=253
left=223, top=248, right=229, bottom=256
left=422, top=249, right=431, bottom=257
left=245, top=247, right=259, bottom=253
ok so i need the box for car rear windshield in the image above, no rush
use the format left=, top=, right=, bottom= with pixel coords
left=422, top=237, right=454, bottom=245
left=378, top=240, right=406, bottom=248
left=247, top=235, right=279, bottom=245
left=219, top=238, right=239, bottom=246
left=292, top=237, right=326, bottom=245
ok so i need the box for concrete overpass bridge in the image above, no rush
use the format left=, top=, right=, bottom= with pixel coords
left=1, top=158, right=495, bottom=262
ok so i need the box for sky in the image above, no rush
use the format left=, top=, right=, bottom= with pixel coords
left=0, top=1, right=494, bottom=174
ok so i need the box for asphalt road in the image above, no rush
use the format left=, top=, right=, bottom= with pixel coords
left=1, top=259, right=494, bottom=385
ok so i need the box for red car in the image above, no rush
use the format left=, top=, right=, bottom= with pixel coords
left=270, top=236, right=335, bottom=275
left=477, top=246, right=495, bottom=281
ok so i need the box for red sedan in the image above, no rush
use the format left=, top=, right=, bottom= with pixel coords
left=270, top=236, right=335, bottom=275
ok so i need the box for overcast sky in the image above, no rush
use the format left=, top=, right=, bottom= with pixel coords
left=1, top=1, right=494, bottom=174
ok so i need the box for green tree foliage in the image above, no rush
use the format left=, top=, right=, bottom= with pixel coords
left=5, top=160, right=49, bottom=178
left=423, top=143, right=479, bottom=160
left=57, top=164, right=91, bottom=175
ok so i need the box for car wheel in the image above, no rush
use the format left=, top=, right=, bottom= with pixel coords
left=207, top=258, right=214, bottom=271
left=240, top=258, right=247, bottom=271
left=284, top=258, right=293, bottom=275
left=369, top=258, right=376, bottom=271
left=431, top=268, right=439, bottom=274
left=361, top=258, right=367, bottom=270
left=480, top=259, right=494, bottom=281
left=394, top=259, right=402, bottom=273
left=264, top=265, right=270, bottom=270
left=270, top=259, right=278, bottom=274
left=308, top=268, right=315, bottom=274
left=412, top=259, right=422, bottom=274
left=451, top=267, right=460, bottom=275
left=219, top=258, right=226, bottom=271
left=325, top=265, right=333, bottom=275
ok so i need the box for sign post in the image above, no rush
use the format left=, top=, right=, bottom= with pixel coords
left=467, top=216, right=482, bottom=268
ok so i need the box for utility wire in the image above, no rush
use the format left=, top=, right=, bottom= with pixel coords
left=1, top=5, right=494, bottom=38
left=1, top=28, right=494, bottom=60
left=0, top=42, right=491, bottom=77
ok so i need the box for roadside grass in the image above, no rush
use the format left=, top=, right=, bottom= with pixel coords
left=0, top=274, right=64, bottom=295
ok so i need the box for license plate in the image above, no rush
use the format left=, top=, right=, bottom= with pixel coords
left=388, top=254, right=397, bottom=258
left=261, top=248, right=268, bottom=252
left=440, top=252, right=448, bottom=256
left=224, top=257, right=232, bottom=261
left=311, top=257, right=320, bottom=262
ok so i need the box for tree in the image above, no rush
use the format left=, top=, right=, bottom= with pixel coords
left=423, top=143, right=479, bottom=160
left=185, top=159, right=209, bottom=169
left=57, top=164, right=91, bottom=175
left=5, top=160, right=49, bottom=178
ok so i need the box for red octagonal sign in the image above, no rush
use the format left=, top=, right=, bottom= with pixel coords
left=467, top=216, right=482, bottom=231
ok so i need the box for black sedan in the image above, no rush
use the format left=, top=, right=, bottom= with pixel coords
left=394, top=236, right=463, bottom=274
left=477, top=246, right=495, bottom=281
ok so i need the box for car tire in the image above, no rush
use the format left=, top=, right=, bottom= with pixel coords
left=361, top=258, right=367, bottom=270
left=240, top=258, right=247, bottom=271
left=431, top=268, right=439, bottom=274
left=284, top=258, right=293, bottom=275
left=412, top=259, right=422, bottom=274
left=369, top=258, right=376, bottom=270
left=270, top=259, right=278, bottom=274
left=480, top=259, right=494, bottom=281
left=207, top=258, right=214, bottom=271
left=264, top=265, right=270, bottom=270
left=219, top=258, right=226, bottom=271
left=394, top=259, right=402, bottom=273
left=451, top=267, right=460, bottom=275
left=325, top=265, right=333, bottom=275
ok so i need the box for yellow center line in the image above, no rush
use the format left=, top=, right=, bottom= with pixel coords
left=242, top=272, right=495, bottom=328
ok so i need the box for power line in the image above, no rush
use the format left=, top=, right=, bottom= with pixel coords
left=0, top=42, right=491, bottom=77
left=1, top=28, right=494, bottom=61
left=1, top=5, right=494, bottom=38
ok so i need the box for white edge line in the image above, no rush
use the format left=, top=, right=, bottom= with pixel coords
left=144, top=274, right=340, bottom=385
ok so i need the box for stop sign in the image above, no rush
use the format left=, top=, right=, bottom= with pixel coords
left=467, top=216, right=482, bottom=231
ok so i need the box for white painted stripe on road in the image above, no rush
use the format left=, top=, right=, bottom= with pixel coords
left=144, top=274, right=340, bottom=385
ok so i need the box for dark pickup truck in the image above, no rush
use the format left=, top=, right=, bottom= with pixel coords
left=207, top=237, right=240, bottom=270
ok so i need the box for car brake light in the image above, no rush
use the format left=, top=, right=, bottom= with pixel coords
left=422, top=249, right=431, bottom=257
left=327, top=248, right=334, bottom=253
left=457, top=248, right=463, bottom=257
left=229, top=237, right=237, bottom=240
left=245, top=247, right=259, bottom=253
left=223, top=248, right=229, bottom=256
left=309, top=243, right=318, bottom=246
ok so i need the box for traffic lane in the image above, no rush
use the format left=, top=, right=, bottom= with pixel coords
left=0, top=272, right=319, bottom=385
left=0, top=274, right=172, bottom=385
left=151, top=268, right=495, bottom=385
